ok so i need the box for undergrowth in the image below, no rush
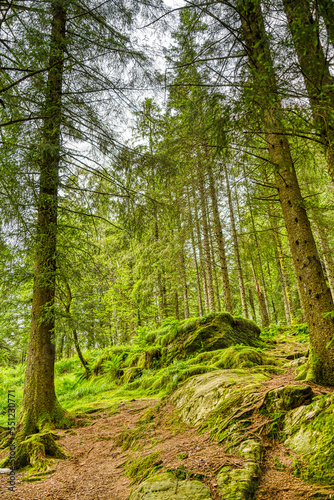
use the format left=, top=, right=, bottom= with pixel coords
left=0, top=314, right=285, bottom=423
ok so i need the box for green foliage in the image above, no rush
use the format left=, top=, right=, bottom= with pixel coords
left=0, top=314, right=279, bottom=423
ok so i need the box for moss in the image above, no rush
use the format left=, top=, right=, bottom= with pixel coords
left=21, top=469, right=56, bottom=482
left=187, top=350, right=222, bottom=365
left=129, top=472, right=212, bottom=500
left=124, top=451, right=162, bottom=485
left=0, top=431, right=68, bottom=471
left=211, top=345, right=276, bottom=370
left=115, top=425, right=147, bottom=451
left=284, top=394, right=334, bottom=486
left=200, top=386, right=261, bottom=444
left=157, top=313, right=262, bottom=365
left=260, top=385, right=313, bottom=414
left=138, top=404, right=160, bottom=424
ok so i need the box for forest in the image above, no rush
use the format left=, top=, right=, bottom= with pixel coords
left=1, top=0, right=334, bottom=498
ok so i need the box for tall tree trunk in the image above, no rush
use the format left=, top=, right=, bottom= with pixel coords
left=187, top=186, right=204, bottom=315
left=238, top=0, right=334, bottom=384
left=208, top=163, right=233, bottom=312
left=197, top=168, right=215, bottom=311
left=313, top=219, right=334, bottom=300
left=62, top=281, right=90, bottom=376
left=193, top=184, right=209, bottom=311
left=155, top=219, right=164, bottom=321
left=318, top=0, right=334, bottom=47
left=56, top=334, right=65, bottom=361
left=248, top=282, right=257, bottom=323
left=250, top=252, right=270, bottom=327
left=244, top=178, right=271, bottom=321
left=267, top=261, right=278, bottom=324
left=268, top=203, right=293, bottom=324
left=282, top=0, right=334, bottom=183
left=174, top=290, right=180, bottom=320
left=224, top=163, right=248, bottom=318
left=180, top=240, right=190, bottom=319
left=209, top=223, right=221, bottom=312
left=190, top=225, right=204, bottom=316
left=17, top=0, right=67, bottom=442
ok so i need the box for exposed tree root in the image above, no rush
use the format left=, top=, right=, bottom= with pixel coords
left=0, top=431, right=68, bottom=471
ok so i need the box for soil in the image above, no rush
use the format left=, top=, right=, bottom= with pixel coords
left=0, top=338, right=333, bottom=500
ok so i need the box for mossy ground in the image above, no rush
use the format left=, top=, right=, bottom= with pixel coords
left=123, top=451, right=163, bottom=485
left=0, top=317, right=333, bottom=495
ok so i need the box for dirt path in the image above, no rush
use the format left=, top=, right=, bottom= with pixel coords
left=0, top=399, right=241, bottom=500
left=0, top=339, right=333, bottom=499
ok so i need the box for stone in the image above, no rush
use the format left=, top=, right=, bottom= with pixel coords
left=238, top=439, right=262, bottom=463
left=217, top=464, right=259, bottom=500
left=129, top=473, right=213, bottom=500
left=260, top=385, right=313, bottom=414
left=216, top=439, right=262, bottom=499
left=283, top=399, right=323, bottom=454
left=170, top=370, right=268, bottom=426
left=160, top=313, right=262, bottom=364
left=283, top=393, right=334, bottom=485
left=288, top=356, right=307, bottom=367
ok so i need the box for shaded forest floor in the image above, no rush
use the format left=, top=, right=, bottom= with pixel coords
left=1, top=332, right=334, bottom=499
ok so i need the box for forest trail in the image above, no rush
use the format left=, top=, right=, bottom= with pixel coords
left=0, top=338, right=333, bottom=500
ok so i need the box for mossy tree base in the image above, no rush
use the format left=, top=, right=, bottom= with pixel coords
left=0, top=402, right=72, bottom=472
left=0, top=431, right=68, bottom=471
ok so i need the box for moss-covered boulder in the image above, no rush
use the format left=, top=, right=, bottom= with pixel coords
left=157, top=314, right=261, bottom=364
left=171, top=370, right=269, bottom=426
left=283, top=393, right=334, bottom=486
left=217, top=439, right=262, bottom=499
left=260, top=385, right=313, bottom=414
left=129, top=472, right=212, bottom=500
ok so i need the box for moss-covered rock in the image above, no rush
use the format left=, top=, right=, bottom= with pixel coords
left=158, top=314, right=261, bottom=364
left=217, top=439, right=262, bottom=499
left=217, top=467, right=257, bottom=500
left=260, top=385, right=313, bottom=414
left=283, top=393, right=334, bottom=485
left=171, top=370, right=268, bottom=426
left=129, top=472, right=212, bottom=500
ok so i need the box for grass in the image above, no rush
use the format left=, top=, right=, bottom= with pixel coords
left=0, top=316, right=294, bottom=428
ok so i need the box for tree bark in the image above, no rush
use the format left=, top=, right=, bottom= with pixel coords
left=248, top=283, right=257, bottom=322
left=17, top=0, right=67, bottom=439
left=186, top=186, right=204, bottom=315
left=244, top=178, right=271, bottom=321
left=209, top=223, right=222, bottom=312
left=154, top=219, right=164, bottom=321
left=190, top=224, right=204, bottom=316
left=197, top=168, right=216, bottom=311
left=208, top=163, right=233, bottom=312
left=250, top=253, right=270, bottom=327
left=180, top=240, right=190, bottom=319
left=238, top=0, right=334, bottom=384
left=282, top=0, right=334, bottom=183
left=174, top=290, right=180, bottom=320
left=224, top=163, right=248, bottom=318
left=268, top=203, right=293, bottom=324
left=62, top=281, right=90, bottom=376
left=193, top=184, right=209, bottom=311
left=313, top=219, right=334, bottom=300
left=318, top=0, right=334, bottom=47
